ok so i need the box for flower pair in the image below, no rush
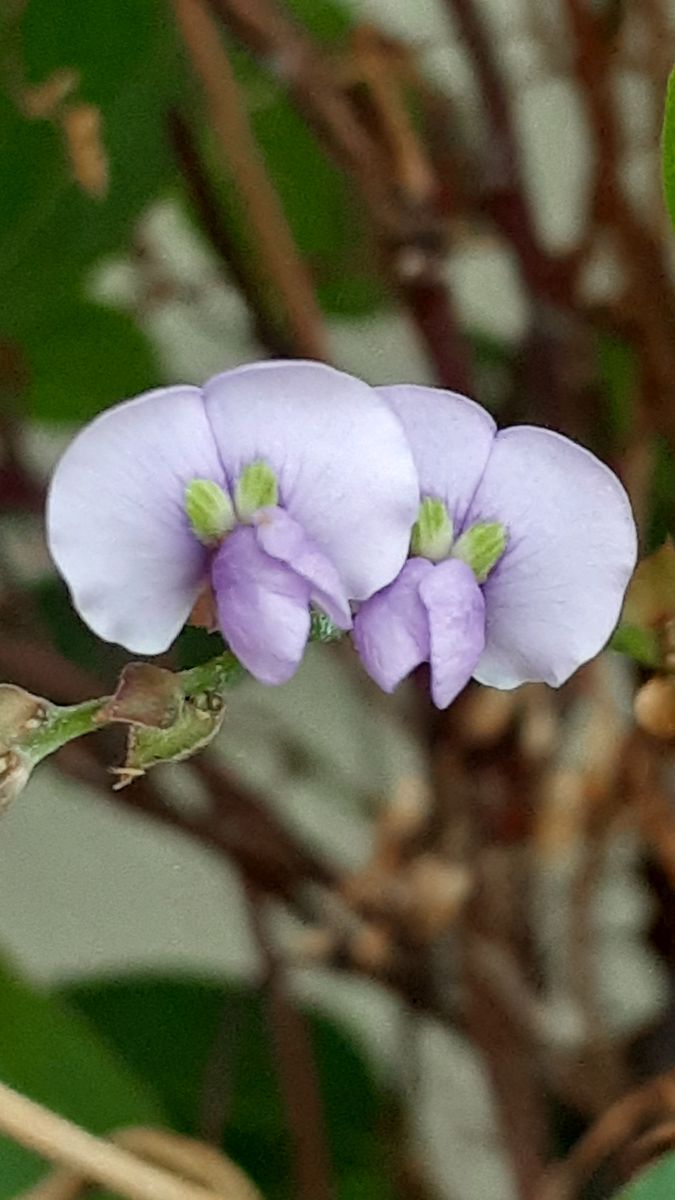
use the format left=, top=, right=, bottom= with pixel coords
left=47, top=360, right=637, bottom=706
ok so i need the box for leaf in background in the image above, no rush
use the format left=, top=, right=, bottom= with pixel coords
left=24, top=301, right=159, bottom=423
left=609, top=624, right=661, bottom=669
left=662, top=67, right=675, bottom=235
left=648, top=437, right=675, bottom=551
left=31, top=578, right=130, bottom=681
left=0, top=957, right=166, bottom=1194
left=616, top=1152, right=675, bottom=1199
left=61, top=975, right=396, bottom=1200
left=598, top=332, right=637, bottom=446
left=0, top=0, right=186, bottom=337
left=173, top=626, right=227, bottom=672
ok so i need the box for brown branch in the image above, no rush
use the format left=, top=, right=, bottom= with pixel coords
left=562, top=0, right=675, bottom=448
left=171, top=0, right=330, bottom=362
left=207, top=0, right=397, bottom=231
left=208, top=0, right=473, bottom=390
left=535, top=1070, right=675, bottom=1200
left=464, top=947, right=548, bottom=1200
left=168, top=110, right=294, bottom=359
left=245, top=883, right=335, bottom=1200
left=440, top=0, right=570, bottom=307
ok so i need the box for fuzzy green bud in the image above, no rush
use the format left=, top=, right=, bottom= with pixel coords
left=410, top=497, right=454, bottom=562
left=452, top=521, right=507, bottom=582
left=185, top=479, right=235, bottom=544
left=235, top=461, right=278, bottom=521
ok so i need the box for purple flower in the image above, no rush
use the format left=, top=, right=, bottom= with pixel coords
left=353, top=385, right=638, bottom=708
left=47, top=361, right=419, bottom=684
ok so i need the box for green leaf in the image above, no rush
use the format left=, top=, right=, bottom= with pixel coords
left=173, top=626, right=227, bottom=671
left=617, top=1152, right=675, bottom=1199
left=0, top=957, right=166, bottom=1194
left=609, top=623, right=661, bottom=668
left=0, top=0, right=186, bottom=335
left=25, top=302, right=159, bottom=422
left=648, top=437, right=675, bottom=551
left=662, top=67, right=675, bottom=234
left=598, top=333, right=637, bottom=444
left=61, top=975, right=396, bottom=1200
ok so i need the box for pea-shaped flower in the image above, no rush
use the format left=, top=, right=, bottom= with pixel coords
left=47, top=361, right=419, bottom=684
left=353, top=385, right=637, bottom=707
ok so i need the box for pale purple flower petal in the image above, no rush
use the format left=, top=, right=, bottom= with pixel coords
left=418, top=559, right=486, bottom=708
left=352, top=558, right=433, bottom=693
left=47, top=387, right=224, bottom=654
left=211, top=526, right=311, bottom=684
left=466, top=427, right=638, bottom=689
left=203, top=361, right=419, bottom=599
left=376, top=385, right=496, bottom=528
left=254, top=507, right=352, bottom=629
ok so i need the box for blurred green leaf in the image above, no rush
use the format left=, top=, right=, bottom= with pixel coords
left=617, top=1152, right=675, bottom=1198
left=0, top=0, right=185, bottom=335
left=609, top=624, right=661, bottom=668
left=32, top=577, right=129, bottom=679
left=598, top=333, right=637, bottom=444
left=173, top=625, right=227, bottom=671
left=286, top=0, right=354, bottom=41
left=61, top=974, right=396, bottom=1200
left=0, top=957, right=166, bottom=1194
left=662, top=67, right=675, bottom=234
left=648, top=437, right=675, bottom=552
left=24, top=301, right=159, bottom=422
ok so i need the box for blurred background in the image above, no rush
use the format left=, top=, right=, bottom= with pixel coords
left=1, top=0, right=675, bottom=1198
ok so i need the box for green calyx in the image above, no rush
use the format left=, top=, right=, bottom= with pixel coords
left=235, top=460, right=278, bottom=521
left=410, top=497, right=454, bottom=562
left=185, top=480, right=235, bottom=544
left=452, top=521, right=507, bottom=582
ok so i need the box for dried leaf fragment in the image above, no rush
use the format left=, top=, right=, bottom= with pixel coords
left=61, top=103, right=108, bottom=198
left=97, top=663, right=182, bottom=730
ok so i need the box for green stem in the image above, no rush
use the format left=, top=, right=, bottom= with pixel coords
left=23, top=697, right=105, bottom=765
left=178, top=650, right=245, bottom=696
left=8, top=617, right=344, bottom=777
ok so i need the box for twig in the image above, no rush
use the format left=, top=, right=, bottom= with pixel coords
left=0, top=1082, right=225, bottom=1200
left=245, top=883, right=335, bottom=1200
left=208, top=0, right=398, bottom=231
left=440, top=0, right=569, bottom=306
left=464, top=954, right=548, bottom=1200
left=535, top=1070, right=675, bottom=1200
left=168, top=110, right=294, bottom=358
left=562, top=0, right=675, bottom=446
left=171, top=0, right=330, bottom=362
left=20, top=1128, right=263, bottom=1200
left=209, top=0, right=473, bottom=390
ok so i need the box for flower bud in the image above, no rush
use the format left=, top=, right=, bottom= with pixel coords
left=452, top=521, right=507, bottom=582
left=410, top=497, right=453, bottom=561
left=185, top=480, right=235, bottom=544
left=235, top=461, right=278, bottom=521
